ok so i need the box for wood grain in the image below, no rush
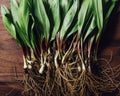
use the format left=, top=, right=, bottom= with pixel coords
left=0, top=0, right=23, bottom=82
left=0, top=82, right=23, bottom=96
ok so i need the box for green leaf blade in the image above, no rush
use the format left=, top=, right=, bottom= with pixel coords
left=78, top=0, right=92, bottom=31
left=60, top=0, right=78, bottom=40
left=1, top=6, right=16, bottom=40
left=48, top=0, right=61, bottom=41
left=33, top=0, right=50, bottom=40
left=93, top=0, right=103, bottom=31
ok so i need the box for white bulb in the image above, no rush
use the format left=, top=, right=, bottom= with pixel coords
left=78, top=66, right=81, bottom=72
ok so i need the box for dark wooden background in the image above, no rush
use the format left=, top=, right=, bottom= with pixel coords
left=0, top=0, right=120, bottom=96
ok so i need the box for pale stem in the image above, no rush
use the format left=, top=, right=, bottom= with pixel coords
left=23, top=55, right=27, bottom=69
left=54, top=50, right=59, bottom=68
left=26, top=59, right=33, bottom=69
left=62, top=35, right=77, bottom=64
left=82, top=63, right=86, bottom=71
left=39, top=53, right=45, bottom=74
left=30, top=48, right=35, bottom=60
left=39, top=64, right=45, bottom=74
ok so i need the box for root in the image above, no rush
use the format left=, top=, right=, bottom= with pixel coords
left=21, top=58, right=120, bottom=96
left=21, top=35, right=120, bottom=96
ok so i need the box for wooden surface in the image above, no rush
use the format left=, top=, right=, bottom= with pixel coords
left=0, top=0, right=23, bottom=82
left=0, top=0, right=120, bottom=96
left=0, top=1, right=23, bottom=95
left=0, top=82, right=23, bottom=96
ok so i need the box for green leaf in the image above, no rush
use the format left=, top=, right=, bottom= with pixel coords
left=33, top=0, right=50, bottom=40
left=93, top=0, right=103, bottom=42
left=84, top=16, right=96, bottom=41
left=60, top=0, right=73, bottom=17
left=1, top=6, right=17, bottom=40
left=10, top=0, right=31, bottom=47
left=15, top=23, right=31, bottom=47
left=18, top=0, right=30, bottom=36
left=93, top=0, right=103, bottom=31
left=48, top=0, right=60, bottom=41
left=10, top=0, right=19, bottom=24
left=60, top=0, right=78, bottom=39
left=78, top=0, right=92, bottom=32
left=66, top=23, right=78, bottom=38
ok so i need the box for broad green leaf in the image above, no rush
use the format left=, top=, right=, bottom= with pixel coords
left=18, top=0, right=30, bottom=36
left=10, top=0, right=31, bottom=47
left=78, top=0, right=92, bottom=32
left=84, top=16, right=96, bottom=41
left=1, top=6, right=16, bottom=40
left=60, top=0, right=73, bottom=17
left=60, top=0, right=78, bottom=39
left=15, top=23, right=31, bottom=47
left=48, top=0, right=60, bottom=41
left=33, top=0, right=50, bottom=40
left=19, top=1, right=31, bottom=47
left=66, top=23, right=78, bottom=38
left=10, top=0, right=18, bottom=24
left=93, top=0, right=103, bottom=41
left=93, top=0, right=103, bottom=31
